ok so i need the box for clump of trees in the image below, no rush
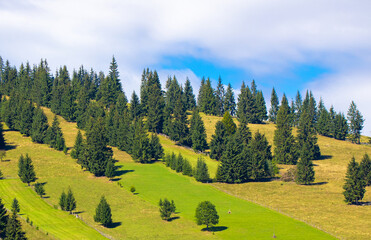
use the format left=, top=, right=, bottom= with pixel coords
left=158, top=198, right=176, bottom=221
left=59, top=187, right=77, bottom=214
left=94, top=196, right=112, bottom=227
left=18, top=154, right=36, bottom=186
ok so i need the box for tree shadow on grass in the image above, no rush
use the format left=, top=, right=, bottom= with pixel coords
left=357, top=201, right=371, bottom=206
left=115, top=169, right=134, bottom=177
left=201, top=226, right=228, bottom=232
left=310, top=182, right=328, bottom=186
left=316, top=155, right=332, bottom=160
left=106, top=222, right=121, bottom=228
left=74, top=211, right=85, bottom=214
left=167, top=216, right=180, bottom=222
left=110, top=177, right=121, bottom=182
left=4, top=144, right=17, bottom=151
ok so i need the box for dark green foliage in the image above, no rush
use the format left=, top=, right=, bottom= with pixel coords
left=221, top=111, right=236, bottom=136
left=293, top=91, right=302, bottom=126
left=150, top=134, right=164, bottom=161
left=190, top=109, right=208, bottom=152
left=34, top=182, right=45, bottom=197
left=65, top=187, right=76, bottom=214
left=105, top=160, right=116, bottom=180
left=297, top=95, right=321, bottom=160
left=269, top=88, right=279, bottom=123
left=94, top=196, right=112, bottom=227
left=182, top=159, right=193, bottom=176
left=360, top=154, right=371, bottom=186
left=31, top=59, right=52, bottom=107
left=198, top=78, right=216, bottom=115
left=59, top=191, right=67, bottom=211
left=296, top=142, right=315, bottom=185
left=347, top=101, right=364, bottom=144
left=175, top=153, right=184, bottom=173
left=333, top=113, right=348, bottom=140
left=0, top=123, right=5, bottom=149
left=146, top=71, right=165, bottom=133
left=130, top=186, right=136, bottom=194
left=224, top=83, right=236, bottom=116
left=47, top=115, right=66, bottom=151
left=11, top=198, right=20, bottom=214
left=215, top=76, right=225, bottom=116
left=84, top=117, right=113, bottom=176
left=273, top=95, right=298, bottom=165
left=158, top=198, right=176, bottom=221
left=316, top=99, right=330, bottom=136
left=139, top=69, right=149, bottom=115
left=194, top=158, right=210, bottom=183
left=71, top=130, right=84, bottom=159
left=183, top=78, right=196, bottom=111
left=255, top=91, right=268, bottom=123
left=0, top=197, right=8, bottom=238
left=248, top=131, right=273, bottom=180
left=170, top=97, right=190, bottom=145
left=165, top=76, right=182, bottom=114
left=20, top=101, right=34, bottom=136
left=343, top=157, right=366, bottom=204
left=237, top=82, right=254, bottom=124
left=195, top=201, right=219, bottom=230
left=210, top=121, right=227, bottom=161
left=5, top=211, right=26, bottom=240
left=18, top=154, right=36, bottom=186
left=130, top=91, right=141, bottom=119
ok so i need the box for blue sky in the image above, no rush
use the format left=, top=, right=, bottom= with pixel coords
left=1, top=0, right=370, bottom=136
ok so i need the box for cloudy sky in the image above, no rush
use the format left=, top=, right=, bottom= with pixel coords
left=1, top=0, right=370, bottom=136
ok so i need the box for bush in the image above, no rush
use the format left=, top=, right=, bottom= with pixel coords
left=281, top=167, right=297, bottom=182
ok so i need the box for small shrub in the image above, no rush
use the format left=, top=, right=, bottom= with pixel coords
left=36, top=226, right=39, bottom=230
left=281, top=167, right=297, bottom=182
left=26, top=216, right=29, bottom=223
left=130, top=186, right=136, bottom=194
left=30, top=221, right=33, bottom=226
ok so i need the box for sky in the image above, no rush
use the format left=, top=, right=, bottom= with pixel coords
left=1, top=0, right=370, bottom=136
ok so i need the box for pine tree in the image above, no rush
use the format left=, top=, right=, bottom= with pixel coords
left=59, top=191, right=67, bottom=211
left=94, top=196, right=112, bottom=227
left=159, top=198, right=176, bottom=221
left=98, top=57, right=123, bottom=107
left=273, top=94, right=298, bottom=164
left=34, top=182, right=45, bottom=197
left=175, top=153, right=184, bottom=173
left=360, top=154, right=371, bottom=186
left=343, top=157, right=366, bottom=204
left=140, top=68, right=149, bottom=115
left=130, top=91, right=141, bottom=119
left=71, top=130, right=84, bottom=159
left=190, top=109, right=208, bottom=152
left=333, top=113, right=348, bottom=140
left=19, top=154, right=36, bottom=186
left=183, top=78, right=196, bottom=110
left=165, top=76, right=181, bottom=114
left=150, top=134, right=164, bottom=161
left=0, top=197, right=8, bottom=238
left=20, top=101, right=34, bottom=136
left=296, top=142, right=315, bottom=185
left=171, top=97, right=190, bottom=145
left=316, top=99, right=330, bottom=136
left=221, top=111, right=236, bottom=136
left=194, top=157, right=210, bottom=183
left=223, top=83, right=236, bottom=116
left=47, top=115, right=66, bottom=151
left=65, top=187, right=76, bottom=214
left=269, top=88, right=279, bottom=123
left=347, top=101, right=364, bottom=144
left=105, top=160, right=116, bottom=180
left=237, top=82, right=257, bottom=124
left=85, top=117, right=113, bottom=176
left=0, top=123, right=6, bottom=149
left=195, top=201, right=219, bottom=230
left=293, top=91, right=302, bottom=126
left=4, top=211, right=26, bottom=240
left=32, top=59, right=52, bottom=107
left=215, top=76, right=225, bottom=116
left=11, top=198, right=20, bottom=214
left=255, top=91, right=268, bottom=123
left=182, top=159, right=193, bottom=176
left=146, top=71, right=165, bottom=133
left=200, top=78, right=217, bottom=115
left=210, top=121, right=227, bottom=161
left=248, top=131, right=273, bottom=180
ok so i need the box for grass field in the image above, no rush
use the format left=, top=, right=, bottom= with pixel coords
left=198, top=113, right=371, bottom=240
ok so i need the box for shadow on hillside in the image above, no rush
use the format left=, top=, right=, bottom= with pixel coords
left=107, top=222, right=121, bottom=228
left=4, top=144, right=17, bottom=151
left=357, top=201, right=371, bottom=206
left=310, top=182, right=328, bottom=186
left=317, top=155, right=332, bottom=160
left=201, top=226, right=228, bottom=232
left=110, top=177, right=121, bottom=182
left=167, top=216, right=180, bottom=222
left=74, top=211, right=85, bottom=214
left=115, top=169, right=134, bottom=177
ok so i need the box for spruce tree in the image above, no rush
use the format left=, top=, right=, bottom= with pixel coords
left=19, top=154, right=36, bottom=186
left=200, top=78, right=217, bottom=115
left=293, top=91, right=302, bottom=126
left=273, top=94, right=298, bottom=164
left=150, top=134, right=164, bottom=161
left=0, top=197, right=8, bottom=238
left=360, top=154, right=371, bottom=186
left=194, top=158, right=210, bottom=183
left=4, top=211, right=26, bottom=240
left=34, top=182, right=45, bottom=197
left=333, top=113, right=348, bottom=140
left=11, top=198, right=20, bottom=214
left=221, top=111, right=236, bottom=136
left=140, top=68, right=149, bottom=115
left=347, top=101, right=364, bottom=144
left=190, top=109, right=208, bottom=152
left=47, top=115, right=66, bottom=151
left=215, top=76, right=225, bottom=116
left=316, top=99, right=330, bottom=136
left=105, top=160, right=116, bottom=180
left=171, top=97, right=190, bottom=145
left=159, top=198, right=176, bottom=221
left=146, top=71, right=165, bottom=133
left=18, top=155, right=25, bottom=180
left=255, top=91, right=268, bottom=123
left=165, top=76, right=181, bottom=114
left=175, top=153, right=184, bottom=173
left=223, top=83, right=236, bottom=116
left=0, top=123, right=5, bottom=149
left=182, top=159, right=193, bottom=176
left=269, top=88, right=279, bottom=123
left=20, top=101, right=34, bottom=136
left=210, top=121, right=227, bottom=161
left=130, top=91, right=141, bottom=119
left=94, top=196, right=112, bottom=227
left=183, top=78, right=196, bottom=111
left=32, top=59, right=52, bottom=107
left=65, top=187, right=76, bottom=214
left=237, top=82, right=257, bottom=124
left=59, top=191, right=67, bottom=211
left=71, top=130, right=84, bottom=159
left=343, top=157, right=366, bottom=204
left=296, top=142, right=315, bottom=185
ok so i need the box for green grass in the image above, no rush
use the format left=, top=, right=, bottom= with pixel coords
left=0, top=179, right=105, bottom=240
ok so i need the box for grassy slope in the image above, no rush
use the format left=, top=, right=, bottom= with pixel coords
left=43, top=109, right=333, bottom=239
left=199, top=113, right=371, bottom=240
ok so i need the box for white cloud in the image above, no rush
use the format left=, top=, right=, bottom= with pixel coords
left=1, top=0, right=371, bottom=134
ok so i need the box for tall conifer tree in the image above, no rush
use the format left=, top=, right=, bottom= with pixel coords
left=347, top=101, right=364, bottom=144
left=269, top=88, right=279, bottom=123
left=343, top=157, right=366, bottom=204
left=223, top=83, right=236, bottom=116
left=190, top=109, right=208, bottom=152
